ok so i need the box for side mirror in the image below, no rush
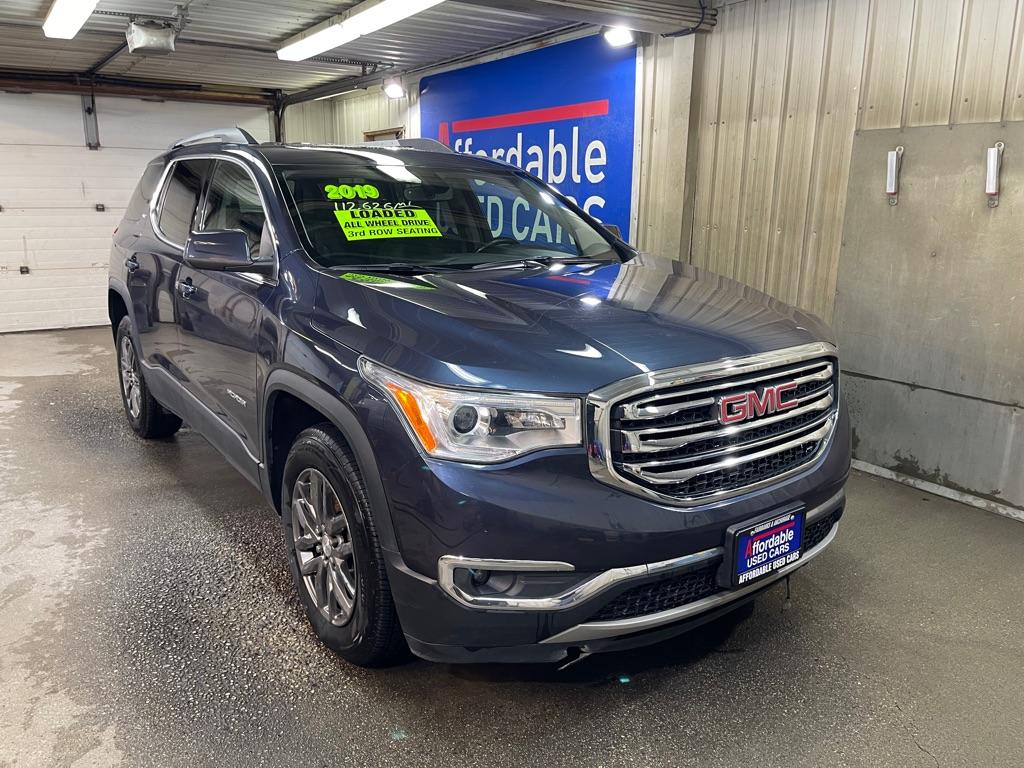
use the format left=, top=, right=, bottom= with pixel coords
left=603, top=223, right=623, bottom=240
left=184, top=230, right=273, bottom=275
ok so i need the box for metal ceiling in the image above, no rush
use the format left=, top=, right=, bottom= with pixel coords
left=0, top=0, right=715, bottom=102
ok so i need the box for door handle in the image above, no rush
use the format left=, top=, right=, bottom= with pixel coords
left=125, top=255, right=140, bottom=273
left=177, top=279, right=197, bottom=299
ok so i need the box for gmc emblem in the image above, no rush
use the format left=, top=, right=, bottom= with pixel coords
left=718, top=382, right=799, bottom=425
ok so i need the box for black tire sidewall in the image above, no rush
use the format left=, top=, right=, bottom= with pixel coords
left=115, top=318, right=147, bottom=433
left=281, top=429, right=387, bottom=659
left=115, top=317, right=181, bottom=439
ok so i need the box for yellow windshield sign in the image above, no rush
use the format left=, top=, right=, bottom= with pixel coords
left=334, top=208, right=442, bottom=240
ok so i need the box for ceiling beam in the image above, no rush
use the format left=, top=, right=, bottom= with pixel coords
left=0, top=70, right=276, bottom=106
left=281, top=63, right=396, bottom=107
left=85, top=40, right=128, bottom=75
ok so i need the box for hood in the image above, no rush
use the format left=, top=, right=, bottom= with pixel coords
left=311, top=254, right=834, bottom=393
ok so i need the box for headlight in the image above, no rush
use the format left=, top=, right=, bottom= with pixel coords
left=359, top=358, right=582, bottom=463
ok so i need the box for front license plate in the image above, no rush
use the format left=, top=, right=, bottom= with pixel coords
left=734, top=510, right=804, bottom=586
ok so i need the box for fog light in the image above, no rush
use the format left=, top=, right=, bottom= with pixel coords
left=469, top=568, right=489, bottom=586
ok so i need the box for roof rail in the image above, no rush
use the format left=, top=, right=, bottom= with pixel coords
left=341, top=138, right=454, bottom=153
left=169, top=126, right=259, bottom=150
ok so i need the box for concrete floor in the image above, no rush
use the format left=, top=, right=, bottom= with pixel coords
left=1, top=327, right=1022, bottom=768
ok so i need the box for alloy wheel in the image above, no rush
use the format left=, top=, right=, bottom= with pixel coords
left=292, top=468, right=358, bottom=626
left=119, top=336, right=142, bottom=419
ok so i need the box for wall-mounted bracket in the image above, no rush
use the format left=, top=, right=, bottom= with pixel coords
left=886, top=146, right=904, bottom=205
left=80, top=92, right=100, bottom=150
left=986, top=141, right=1004, bottom=208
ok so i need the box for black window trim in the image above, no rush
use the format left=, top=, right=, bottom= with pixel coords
left=151, top=157, right=209, bottom=251
left=150, top=152, right=280, bottom=284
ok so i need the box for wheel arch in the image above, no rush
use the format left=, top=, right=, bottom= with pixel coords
left=262, top=369, right=399, bottom=553
left=108, top=281, right=131, bottom=339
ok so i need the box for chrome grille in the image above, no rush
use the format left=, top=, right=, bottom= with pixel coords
left=588, top=343, right=839, bottom=505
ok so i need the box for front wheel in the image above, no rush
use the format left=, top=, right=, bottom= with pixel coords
left=115, top=317, right=182, bottom=439
left=281, top=424, right=406, bottom=667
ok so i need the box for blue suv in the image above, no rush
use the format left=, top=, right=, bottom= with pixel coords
left=108, top=128, right=850, bottom=666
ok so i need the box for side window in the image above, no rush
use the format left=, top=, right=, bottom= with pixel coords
left=156, top=159, right=211, bottom=246
left=124, top=162, right=165, bottom=222
left=200, top=161, right=271, bottom=261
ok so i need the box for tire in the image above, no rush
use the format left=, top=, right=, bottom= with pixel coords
left=115, top=316, right=182, bottom=439
left=281, top=424, right=406, bottom=667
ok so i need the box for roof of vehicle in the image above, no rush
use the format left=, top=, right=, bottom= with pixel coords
left=168, top=139, right=512, bottom=174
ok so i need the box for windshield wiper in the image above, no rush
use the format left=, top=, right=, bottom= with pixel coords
left=469, top=255, right=617, bottom=270
left=331, top=263, right=454, bottom=275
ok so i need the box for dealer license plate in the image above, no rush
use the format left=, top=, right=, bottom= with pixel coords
left=734, top=510, right=804, bottom=586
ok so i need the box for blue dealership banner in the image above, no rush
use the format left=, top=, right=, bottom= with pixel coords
left=419, top=35, right=638, bottom=240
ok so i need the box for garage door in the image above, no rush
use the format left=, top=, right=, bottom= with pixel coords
left=0, top=93, right=271, bottom=334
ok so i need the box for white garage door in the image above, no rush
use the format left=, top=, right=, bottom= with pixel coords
left=0, top=93, right=271, bottom=333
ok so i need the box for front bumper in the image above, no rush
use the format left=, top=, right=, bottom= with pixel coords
left=361, top=387, right=851, bottom=663
left=385, top=488, right=844, bottom=663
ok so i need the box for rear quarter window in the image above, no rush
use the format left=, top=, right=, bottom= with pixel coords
left=156, top=158, right=212, bottom=246
left=123, top=162, right=166, bottom=223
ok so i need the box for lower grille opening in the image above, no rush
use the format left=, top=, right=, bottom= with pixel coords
left=590, top=566, right=720, bottom=622
left=587, top=511, right=842, bottom=623
left=801, top=507, right=843, bottom=551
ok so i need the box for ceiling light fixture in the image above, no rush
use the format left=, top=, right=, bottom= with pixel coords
left=383, top=78, right=405, bottom=99
left=42, top=0, right=100, bottom=39
left=602, top=26, right=635, bottom=47
left=278, top=0, right=446, bottom=62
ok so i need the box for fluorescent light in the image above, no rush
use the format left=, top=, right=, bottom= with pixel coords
left=277, top=0, right=446, bottom=61
left=346, top=0, right=445, bottom=35
left=42, top=0, right=99, bottom=39
left=603, top=26, right=635, bottom=47
left=278, top=25, right=360, bottom=61
left=383, top=79, right=405, bottom=99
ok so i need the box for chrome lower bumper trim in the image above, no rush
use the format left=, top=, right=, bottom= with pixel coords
left=437, top=549, right=721, bottom=611
left=541, top=514, right=841, bottom=645
left=438, top=487, right=845, bottom=613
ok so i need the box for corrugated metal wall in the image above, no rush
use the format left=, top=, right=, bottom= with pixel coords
left=283, top=86, right=416, bottom=144
left=689, top=0, right=1024, bottom=320
left=635, top=35, right=699, bottom=257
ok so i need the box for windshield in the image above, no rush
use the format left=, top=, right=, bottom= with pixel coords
left=276, top=159, right=617, bottom=270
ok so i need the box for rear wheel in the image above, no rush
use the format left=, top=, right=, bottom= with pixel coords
left=281, top=424, right=406, bottom=667
left=115, top=317, right=182, bottom=439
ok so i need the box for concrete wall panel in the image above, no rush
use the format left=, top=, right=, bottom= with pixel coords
left=836, top=122, right=1023, bottom=407
left=835, top=121, right=1023, bottom=514
left=844, top=374, right=1023, bottom=510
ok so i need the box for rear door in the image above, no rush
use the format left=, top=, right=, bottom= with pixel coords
left=172, top=158, right=274, bottom=468
left=128, top=158, right=211, bottom=378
